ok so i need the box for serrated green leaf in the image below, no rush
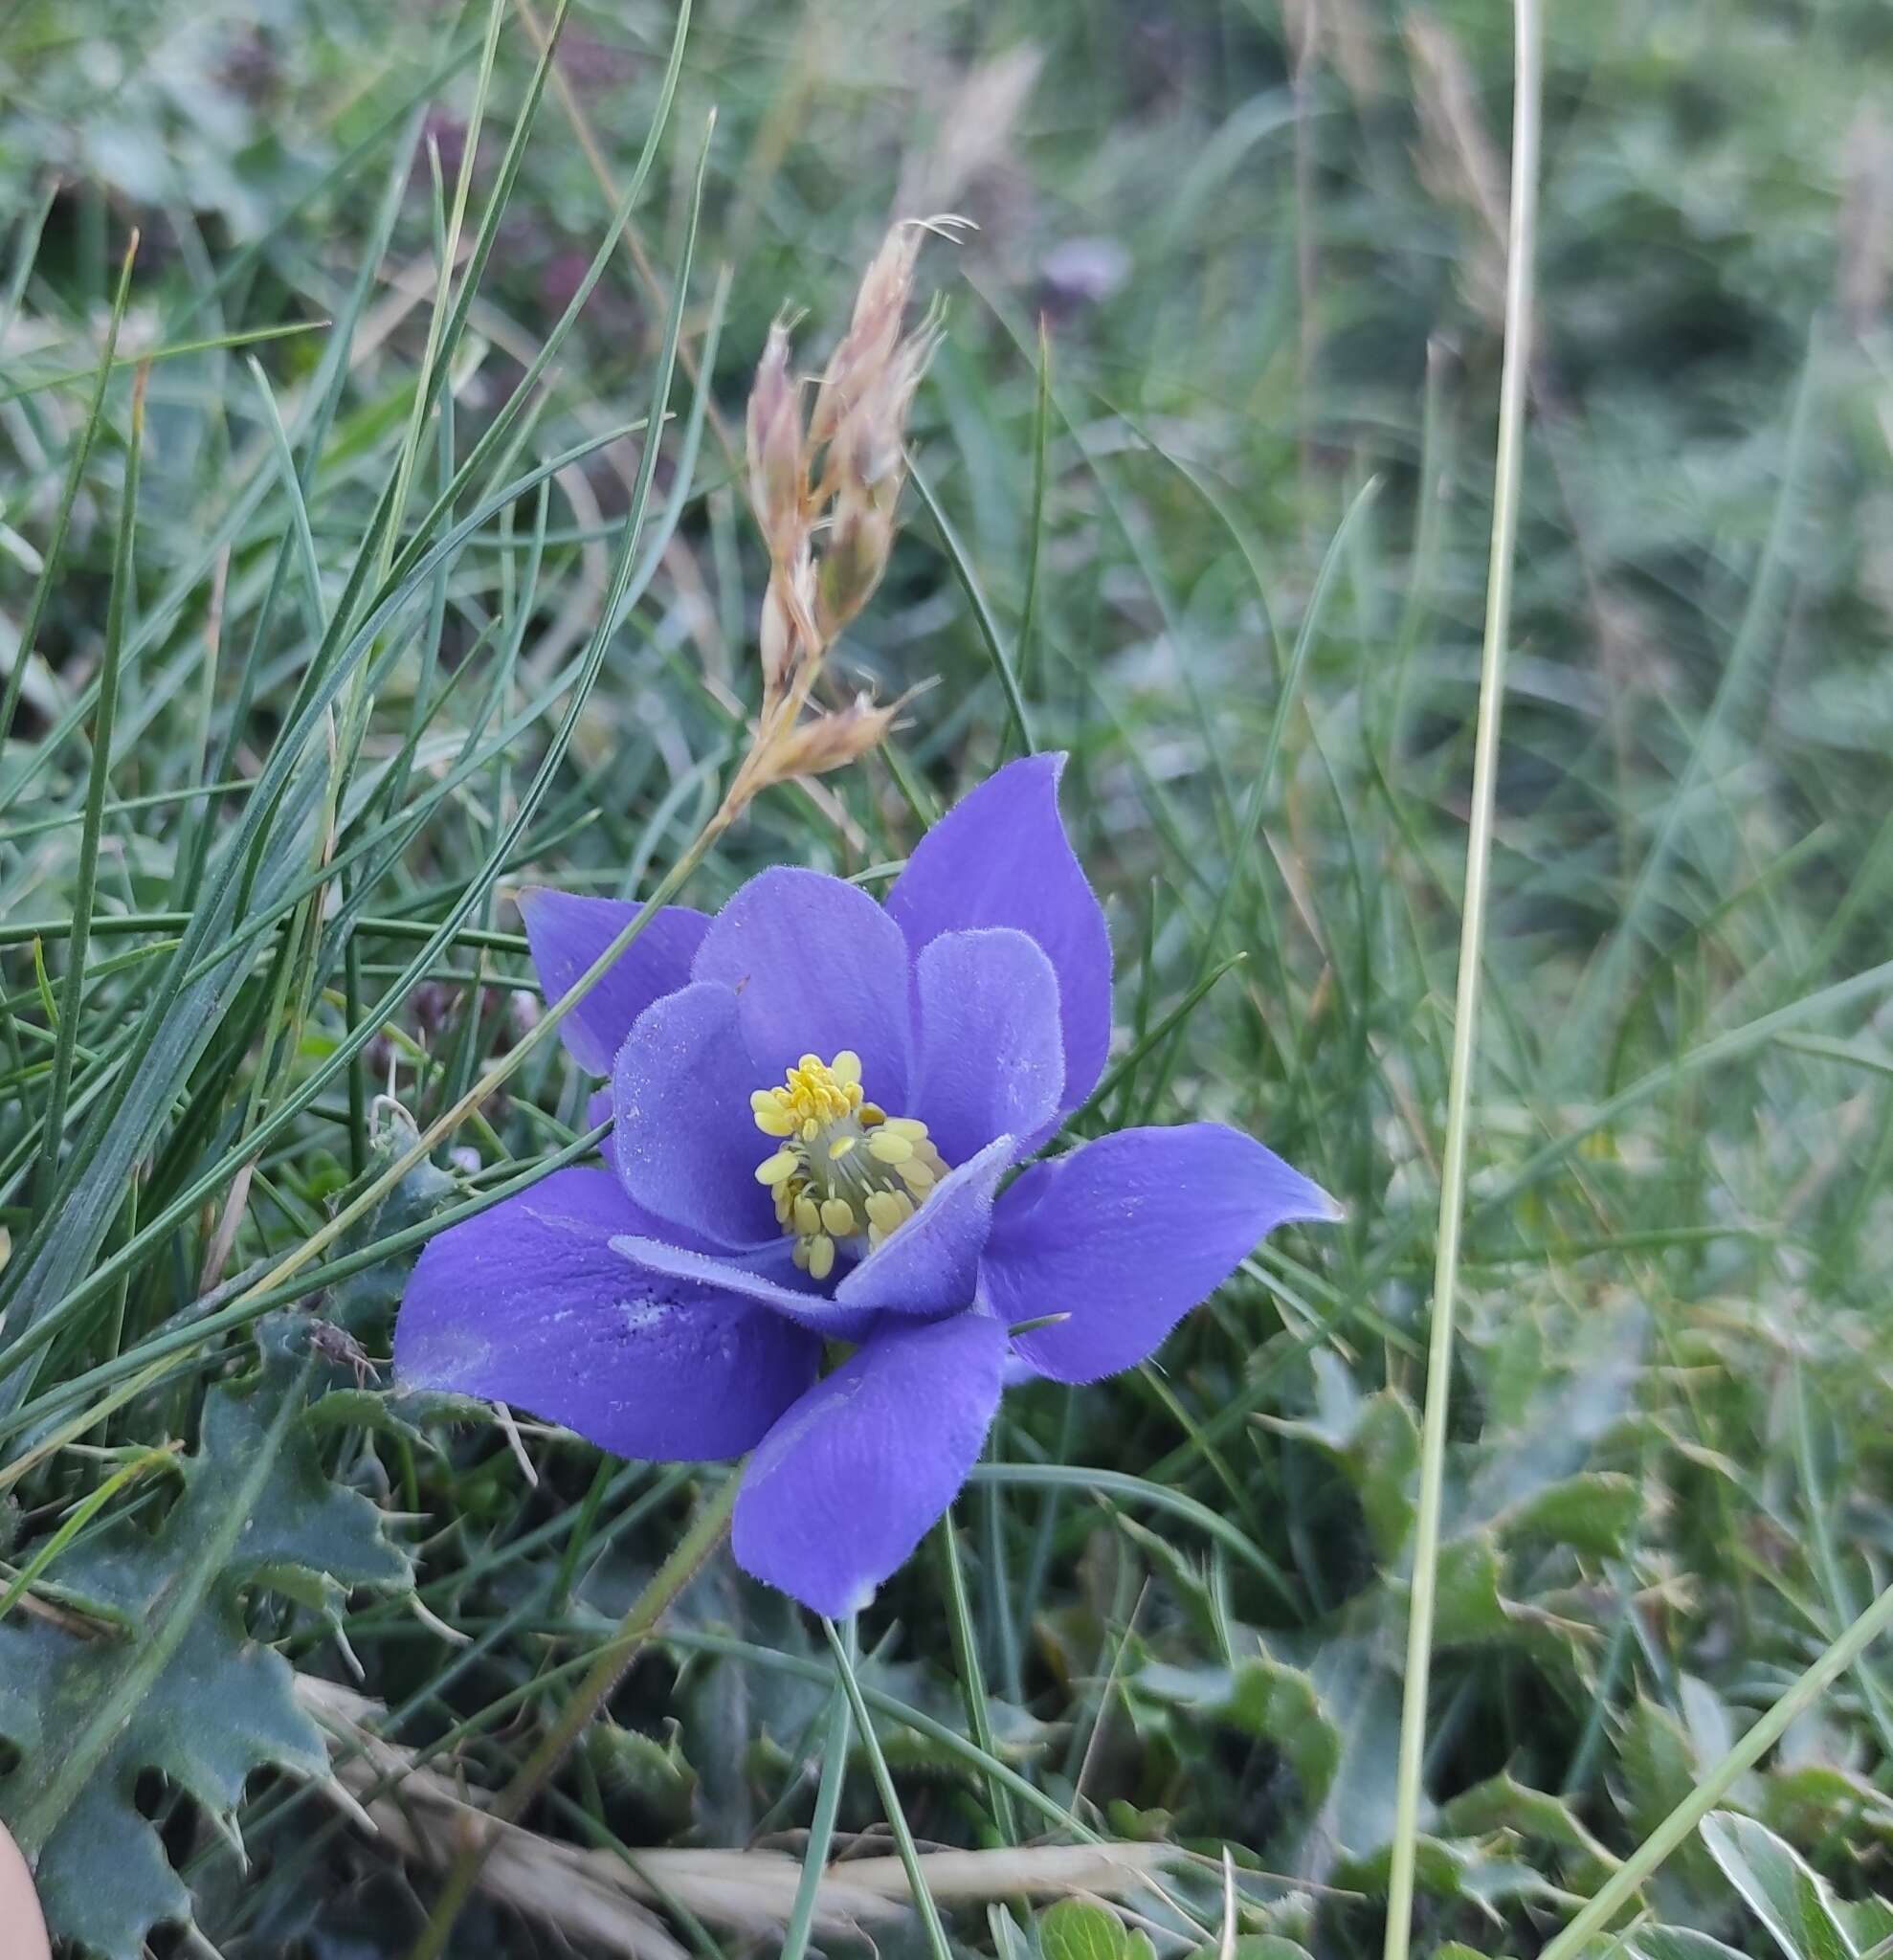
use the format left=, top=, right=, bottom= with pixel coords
left=1502, top=1471, right=1642, bottom=1559
left=302, top=1382, right=487, bottom=1453
left=1431, top=1530, right=1514, bottom=1644
left=1348, top=1389, right=1421, bottom=1560
left=1266, top=1362, right=1418, bottom=1561
left=0, top=1326, right=409, bottom=1959
left=1760, top=1764, right=1893, bottom=1850
left=1435, top=1770, right=1620, bottom=1891
left=1226, top=1652, right=1341, bottom=1811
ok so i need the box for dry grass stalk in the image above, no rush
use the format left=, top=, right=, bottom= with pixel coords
left=720, top=218, right=970, bottom=826
left=1839, top=103, right=1893, bottom=336
left=1404, top=10, right=1507, bottom=324
left=896, top=44, right=1042, bottom=213
left=297, top=1675, right=1176, bottom=1951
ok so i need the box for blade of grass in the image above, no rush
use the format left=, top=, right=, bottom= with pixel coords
left=908, top=457, right=1036, bottom=756
left=33, top=361, right=148, bottom=1213
left=778, top=1675, right=857, bottom=1960
left=936, top=1511, right=1021, bottom=1843
left=1381, top=5, right=1541, bottom=1956
left=1014, top=317, right=1053, bottom=693
left=0, top=319, right=328, bottom=410
left=822, top=1616, right=954, bottom=1960
left=0, top=232, right=138, bottom=759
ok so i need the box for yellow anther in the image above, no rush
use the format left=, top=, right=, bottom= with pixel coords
left=749, top=1049, right=952, bottom=1267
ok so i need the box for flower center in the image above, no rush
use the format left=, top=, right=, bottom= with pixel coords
left=750, top=1049, right=951, bottom=1282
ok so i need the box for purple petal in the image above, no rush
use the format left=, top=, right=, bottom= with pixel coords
left=833, top=1132, right=1017, bottom=1318
left=612, top=1234, right=879, bottom=1342
left=981, top=1124, right=1339, bottom=1384
left=911, top=928, right=1064, bottom=1166
left=693, top=867, right=913, bottom=1105
left=733, top=1311, right=1007, bottom=1615
left=612, top=982, right=776, bottom=1249
left=520, top=888, right=708, bottom=1076
left=884, top=754, right=1112, bottom=1112
left=394, top=1168, right=819, bottom=1459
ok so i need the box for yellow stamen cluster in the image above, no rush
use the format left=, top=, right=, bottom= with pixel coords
left=750, top=1050, right=950, bottom=1281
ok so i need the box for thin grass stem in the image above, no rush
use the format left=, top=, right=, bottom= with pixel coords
left=1380, top=3, right=1541, bottom=1954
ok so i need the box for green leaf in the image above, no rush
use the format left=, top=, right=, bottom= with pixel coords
left=1616, top=1692, right=1748, bottom=1895
left=1226, top=1652, right=1342, bottom=1811
left=1700, top=1811, right=1859, bottom=1960
left=1183, top=1941, right=1314, bottom=1960
left=1431, top=1530, right=1514, bottom=1644
left=1039, top=1897, right=1133, bottom=1960
left=1349, top=1389, right=1422, bottom=1561
left=1266, top=1359, right=1419, bottom=1561
left=1621, top=1932, right=1754, bottom=1960
left=1502, top=1471, right=1642, bottom=1559
left=0, top=1327, right=410, bottom=1958
left=1435, top=1771, right=1620, bottom=1891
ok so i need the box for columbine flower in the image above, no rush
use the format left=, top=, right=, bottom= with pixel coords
left=395, top=756, right=1336, bottom=1615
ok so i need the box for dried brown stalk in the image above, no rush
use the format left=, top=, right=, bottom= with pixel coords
left=296, top=1675, right=1176, bottom=1954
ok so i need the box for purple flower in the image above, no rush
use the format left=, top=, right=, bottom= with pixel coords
left=395, top=756, right=1336, bottom=1615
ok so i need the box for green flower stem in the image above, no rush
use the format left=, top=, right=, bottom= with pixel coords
left=1380, top=3, right=1542, bottom=1956
left=1539, top=1573, right=1893, bottom=1958
left=405, top=1467, right=743, bottom=1960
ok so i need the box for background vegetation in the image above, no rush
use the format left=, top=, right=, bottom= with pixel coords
left=3, top=1, right=1893, bottom=1956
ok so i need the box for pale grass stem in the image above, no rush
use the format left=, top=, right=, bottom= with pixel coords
left=1380, top=3, right=1541, bottom=1956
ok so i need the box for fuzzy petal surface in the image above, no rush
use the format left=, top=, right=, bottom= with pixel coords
left=612, top=982, right=778, bottom=1249
left=519, top=888, right=708, bottom=1076
left=693, top=866, right=913, bottom=1105
left=732, top=1311, right=1007, bottom=1615
left=884, top=754, right=1111, bottom=1113
left=832, top=1133, right=1018, bottom=1319
left=982, top=1124, right=1339, bottom=1383
left=909, top=927, right=1064, bottom=1168
left=394, top=1169, right=819, bottom=1459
